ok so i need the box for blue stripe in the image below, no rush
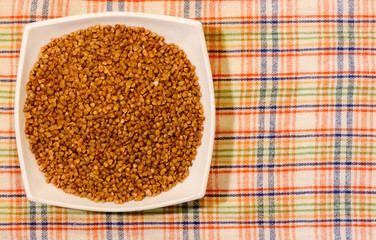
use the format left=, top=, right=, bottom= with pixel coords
left=268, top=1, right=278, bottom=239
left=182, top=202, right=189, bottom=240
left=41, top=204, right=48, bottom=240
left=117, top=213, right=124, bottom=240
left=42, top=0, right=49, bottom=19
left=118, top=1, right=124, bottom=11
left=0, top=79, right=16, bottom=83
left=216, top=133, right=376, bottom=140
left=334, top=1, right=344, bottom=238
left=202, top=19, right=376, bottom=25
left=0, top=165, right=19, bottom=169
left=257, top=1, right=267, bottom=239
left=0, top=194, right=25, bottom=197
left=0, top=218, right=375, bottom=226
left=195, top=1, right=201, bottom=19
left=30, top=0, right=38, bottom=17
left=207, top=190, right=376, bottom=198
left=0, top=136, right=16, bottom=139
left=212, top=162, right=376, bottom=169
left=208, top=47, right=376, bottom=53
left=183, top=1, right=190, bottom=19
left=346, top=1, right=355, bottom=239
left=193, top=200, right=201, bottom=240
left=106, top=1, right=113, bottom=11
left=29, top=202, right=37, bottom=240
left=214, top=74, right=376, bottom=82
left=1, top=19, right=376, bottom=25
left=217, top=103, right=376, bottom=111
left=0, top=50, right=20, bottom=54
left=106, top=213, right=112, bottom=240
left=0, top=107, right=14, bottom=111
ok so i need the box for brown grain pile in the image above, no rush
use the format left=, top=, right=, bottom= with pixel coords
left=23, top=24, right=204, bottom=203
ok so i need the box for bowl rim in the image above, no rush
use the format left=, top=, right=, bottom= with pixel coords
left=14, top=12, right=215, bottom=212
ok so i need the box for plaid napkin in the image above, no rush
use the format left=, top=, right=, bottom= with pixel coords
left=1, top=0, right=376, bottom=239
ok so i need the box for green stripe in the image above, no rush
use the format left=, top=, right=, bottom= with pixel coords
left=217, top=92, right=376, bottom=98
left=205, top=36, right=368, bottom=42
left=0, top=202, right=375, bottom=215
left=0, top=149, right=16, bottom=152
left=214, top=145, right=376, bottom=152
left=0, top=39, right=22, bottom=42
left=0, top=154, right=17, bottom=157
left=0, top=90, right=15, bottom=94
left=0, top=96, right=14, bottom=99
left=214, top=202, right=376, bottom=208
left=214, top=150, right=376, bottom=158
left=0, top=33, right=22, bottom=36
left=215, top=86, right=376, bottom=93
left=0, top=202, right=374, bottom=215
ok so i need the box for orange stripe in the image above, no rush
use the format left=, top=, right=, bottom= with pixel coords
left=0, top=75, right=16, bottom=78
left=11, top=1, right=21, bottom=239
left=213, top=71, right=376, bottom=77
left=0, top=170, right=21, bottom=174
left=216, top=128, right=376, bottom=134
left=210, top=167, right=375, bottom=174
left=1, top=14, right=374, bottom=20
left=0, top=55, right=19, bottom=59
left=0, top=130, right=15, bottom=133
left=209, top=52, right=376, bottom=58
left=83, top=0, right=255, bottom=2
left=0, top=188, right=23, bottom=192
left=216, top=109, right=376, bottom=116
left=206, top=185, right=376, bottom=192
left=196, top=14, right=376, bottom=20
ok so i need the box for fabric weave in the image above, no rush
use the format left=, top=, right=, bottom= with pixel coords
left=1, top=0, right=376, bottom=239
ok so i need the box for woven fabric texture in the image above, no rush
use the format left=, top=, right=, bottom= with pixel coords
left=1, top=0, right=376, bottom=239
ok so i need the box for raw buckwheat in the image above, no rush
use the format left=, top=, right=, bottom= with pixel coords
left=24, top=24, right=204, bottom=204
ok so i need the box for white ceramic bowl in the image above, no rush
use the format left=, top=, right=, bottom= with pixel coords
left=15, top=12, right=215, bottom=212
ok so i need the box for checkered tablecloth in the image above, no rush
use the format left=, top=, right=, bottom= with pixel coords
left=1, top=0, right=376, bottom=239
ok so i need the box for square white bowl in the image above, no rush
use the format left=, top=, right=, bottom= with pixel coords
left=14, top=12, right=215, bottom=212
